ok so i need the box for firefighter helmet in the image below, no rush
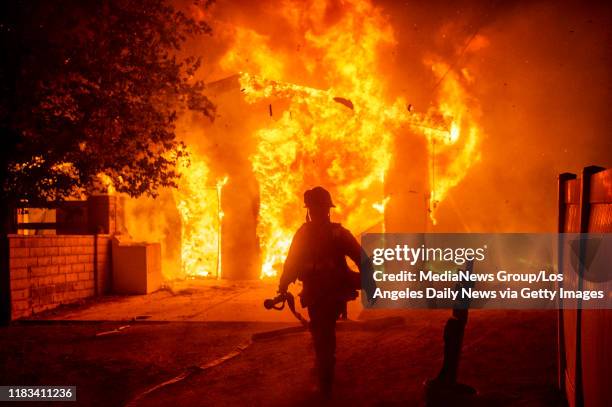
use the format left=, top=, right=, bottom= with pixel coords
left=304, top=186, right=335, bottom=208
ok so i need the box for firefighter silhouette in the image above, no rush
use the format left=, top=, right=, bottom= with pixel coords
left=278, top=186, right=376, bottom=397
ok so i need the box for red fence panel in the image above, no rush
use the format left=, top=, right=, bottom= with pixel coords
left=559, top=167, right=612, bottom=407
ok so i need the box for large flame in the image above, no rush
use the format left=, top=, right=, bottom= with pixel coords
left=228, top=0, right=398, bottom=277
left=216, top=0, right=482, bottom=277
left=241, top=72, right=393, bottom=277
left=174, top=150, right=224, bottom=278
left=169, top=0, right=483, bottom=279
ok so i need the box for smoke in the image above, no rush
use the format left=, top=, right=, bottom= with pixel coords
left=123, top=191, right=182, bottom=280
left=377, top=0, right=612, bottom=232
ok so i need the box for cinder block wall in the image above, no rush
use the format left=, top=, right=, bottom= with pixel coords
left=8, top=235, right=111, bottom=319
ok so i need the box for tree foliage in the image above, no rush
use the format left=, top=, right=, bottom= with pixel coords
left=0, top=0, right=215, bottom=204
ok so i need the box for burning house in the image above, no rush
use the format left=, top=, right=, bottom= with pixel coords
left=121, top=0, right=483, bottom=282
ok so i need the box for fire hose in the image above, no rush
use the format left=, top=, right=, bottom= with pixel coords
left=263, top=292, right=309, bottom=328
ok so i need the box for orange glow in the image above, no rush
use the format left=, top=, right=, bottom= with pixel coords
left=169, top=0, right=483, bottom=278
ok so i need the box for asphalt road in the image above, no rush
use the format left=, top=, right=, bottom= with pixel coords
left=0, top=309, right=562, bottom=407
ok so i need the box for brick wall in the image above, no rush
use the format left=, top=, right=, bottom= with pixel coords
left=8, top=235, right=111, bottom=319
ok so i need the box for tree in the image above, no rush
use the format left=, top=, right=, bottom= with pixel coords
left=0, top=0, right=215, bottom=206
left=0, top=0, right=215, bottom=323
